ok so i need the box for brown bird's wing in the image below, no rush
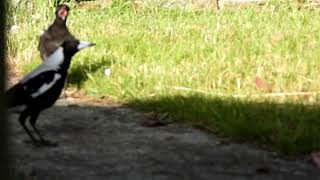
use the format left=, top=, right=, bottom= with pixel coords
left=38, top=29, right=63, bottom=60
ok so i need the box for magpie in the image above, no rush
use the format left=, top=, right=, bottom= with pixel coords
left=38, top=4, right=75, bottom=60
left=6, top=39, right=95, bottom=147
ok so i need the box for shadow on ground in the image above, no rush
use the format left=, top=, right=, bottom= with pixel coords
left=9, top=98, right=320, bottom=180
left=128, top=94, right=320, bottom=156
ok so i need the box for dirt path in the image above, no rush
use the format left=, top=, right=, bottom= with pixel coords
left=9, top=98, right=320, bottom=180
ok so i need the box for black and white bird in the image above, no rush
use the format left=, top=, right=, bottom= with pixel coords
left=38, top=4, right=75, bottom=60
left=6, top=39, right=95, bottom=147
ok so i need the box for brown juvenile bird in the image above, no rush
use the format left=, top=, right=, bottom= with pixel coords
left=38, top=4, right=75, bottom=60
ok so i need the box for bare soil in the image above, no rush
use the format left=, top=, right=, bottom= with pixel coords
left=8, top=98, right=320, bottom=180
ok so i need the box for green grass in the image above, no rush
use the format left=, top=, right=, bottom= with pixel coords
left=7, top=1, right=320, bottom=155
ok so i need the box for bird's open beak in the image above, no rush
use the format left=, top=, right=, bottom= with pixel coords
left=77, top=41, right=96, bottom=50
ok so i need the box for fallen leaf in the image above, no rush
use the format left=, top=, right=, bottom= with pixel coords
left=311, top=152, right=320, bottom=168
left=255, top=76, right=272, bottom=92
left=303, top=95, right=315, bottom=103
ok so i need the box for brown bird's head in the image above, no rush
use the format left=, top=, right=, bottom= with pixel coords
left=55, top=4, right=70, bottom=22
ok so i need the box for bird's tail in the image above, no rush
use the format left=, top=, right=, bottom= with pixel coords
left=5, top=84, right=24, bottom=108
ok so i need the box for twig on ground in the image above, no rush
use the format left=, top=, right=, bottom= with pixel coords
left=168, top=86, right=320, bottom=98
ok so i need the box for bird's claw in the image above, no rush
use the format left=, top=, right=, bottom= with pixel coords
left=40, top=139, right=59, bottom=147
left=24, top=139, right=58, bottom=147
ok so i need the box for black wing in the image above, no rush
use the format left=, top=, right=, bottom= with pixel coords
left=6, top=70, right=58, bottom=108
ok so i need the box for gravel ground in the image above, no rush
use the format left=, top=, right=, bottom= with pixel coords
left=8, top=98, right=320, bottom=180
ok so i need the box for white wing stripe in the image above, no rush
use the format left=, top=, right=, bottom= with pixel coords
left=31, top=74, right=61, bottom=98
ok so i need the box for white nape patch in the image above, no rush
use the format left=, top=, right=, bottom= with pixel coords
left=44, top=47, right=64, bottom=66
left=77, top=41, right=94, bottom=50
left=31, top=74, right=61, bottom=98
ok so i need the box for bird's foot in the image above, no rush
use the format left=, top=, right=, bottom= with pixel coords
left=23, top=139, right=58, bottom=147
left=40, top=139, right=59, bottom=147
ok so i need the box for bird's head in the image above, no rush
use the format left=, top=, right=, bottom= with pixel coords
left=55, top=4, right=70, bottom=22
left=42, top=39, right=95, bottom=68
left=62, top=39, right=95, bottom=58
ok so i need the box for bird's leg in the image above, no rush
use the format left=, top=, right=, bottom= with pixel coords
left=29, top=111, right=58, bottom=147
left=18, top=110, right=40, bottom=146
left=60, top=78, right=68, bottom=99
